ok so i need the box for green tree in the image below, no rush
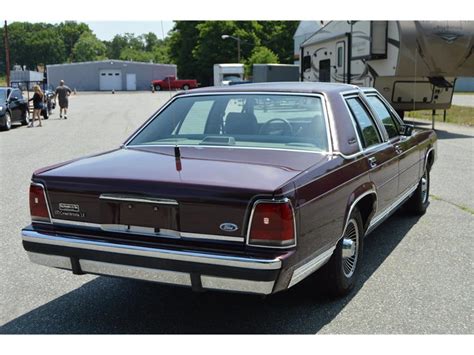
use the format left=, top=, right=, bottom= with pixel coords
left=245, top=46, right=279, bottom=76
left=119, top=47, right=153, bottom=62
left=168, top=21, right=298, bottom=86
left=105, top=34, right=128, bottom=59
left=72, top=32, right=107, bottom=62
left=143, top=32, right=159, bottom=51
left=1, top=22, right=66, bottom=70
left=152, top=40, right=171, bottom=64
left=57, top=21, right=92, bottom=61
left=168, top=21, right=203, bottom=80
left=258, top=21, right=299, bottom=63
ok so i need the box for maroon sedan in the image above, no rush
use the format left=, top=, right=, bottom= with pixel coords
left=22, top=82, right=436, bottom=297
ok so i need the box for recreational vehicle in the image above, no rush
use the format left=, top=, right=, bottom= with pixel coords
left=300, top=21, right=474, bottom=116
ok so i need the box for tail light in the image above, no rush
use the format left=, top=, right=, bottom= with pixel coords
left=247, top=199, right=296, bottom=248
left=29, top=183, right=51, bottom=223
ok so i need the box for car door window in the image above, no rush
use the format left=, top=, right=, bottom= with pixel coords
left=346, top=97, right=382, bottom=148
left=10, top=89, right=21, bottom=100
left=366, top=95, right=401, bottom=139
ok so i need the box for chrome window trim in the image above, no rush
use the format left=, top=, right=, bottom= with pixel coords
left=359, top=93, right=391, bottom=141
left=123, top=92, right=332, bottom=155
left=342, top=93, right=385, bottom=148
left=340, top=92, right=364, bottom=152
left=319, top=92, right=335, bottom=155
left=30, top=182, right=53, bottom=224
left=22, top=230, right=282, bottom=270
left=363, top=90, right=405, bottom=127
left=128, top=144, right=330, bottom=155
left=49, top=218, right=245, bottom=243
left=246, top=197, right=297, bottom=249
left=99, top=194, right=178, bottom=206
left=363, top=93, right=405, bottom=140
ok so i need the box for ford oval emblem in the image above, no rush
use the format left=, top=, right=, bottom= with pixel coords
left=220, top=223, right=239, bottom=232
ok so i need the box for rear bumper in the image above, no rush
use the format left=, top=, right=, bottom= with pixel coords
left=21, top=228, right=285, bottom=295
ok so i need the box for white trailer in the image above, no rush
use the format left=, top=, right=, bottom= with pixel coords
left=213, top=64, right=245, bottom=86
left=300, top=21, right=474, bottom=115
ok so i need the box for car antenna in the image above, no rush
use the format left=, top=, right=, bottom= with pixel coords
left=174, top=145, right=182, bottom=172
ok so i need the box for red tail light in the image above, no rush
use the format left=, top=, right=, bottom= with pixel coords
left=248, top=199, right=296, bottom=248
left=29, top=183, right=51, bottom=223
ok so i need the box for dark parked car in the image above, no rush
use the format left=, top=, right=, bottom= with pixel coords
left=22, top=83, right=436, bottom=297
left=0, top=87, right=29, bottom=130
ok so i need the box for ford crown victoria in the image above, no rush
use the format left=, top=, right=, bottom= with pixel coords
left=21, top=82, right=436, bottom=297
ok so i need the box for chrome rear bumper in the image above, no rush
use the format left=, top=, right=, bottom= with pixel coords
left=22, top=229, right=283, bottom=295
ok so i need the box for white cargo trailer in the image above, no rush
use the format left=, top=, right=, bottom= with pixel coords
left=300, top=21, right=474, bottom=115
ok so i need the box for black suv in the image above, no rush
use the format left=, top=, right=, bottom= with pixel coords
left=0, top=87, right=29, bottom=131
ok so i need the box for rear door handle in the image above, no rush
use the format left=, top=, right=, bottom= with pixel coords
left=368, top=157, right=377, bottom=168
left=395, top=145, right=403, bottom=155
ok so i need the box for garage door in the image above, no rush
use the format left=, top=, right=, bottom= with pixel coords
left=99, top=70, right=122, bottom=91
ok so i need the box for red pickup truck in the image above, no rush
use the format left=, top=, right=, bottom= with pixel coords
left=152, top=75, right=198, bottom=91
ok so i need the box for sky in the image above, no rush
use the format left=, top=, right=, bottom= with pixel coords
left=84, top=21, right=175, bottom=41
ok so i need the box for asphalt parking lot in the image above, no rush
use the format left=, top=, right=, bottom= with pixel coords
left=0, top=91, right=472, bottom=334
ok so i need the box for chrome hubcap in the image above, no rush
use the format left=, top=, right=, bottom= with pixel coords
left=421, top=171, right=428, bottom=203
left=342, top=219, right=359, bottom=278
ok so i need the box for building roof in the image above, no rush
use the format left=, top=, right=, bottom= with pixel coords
left=47, top=59, right=176, bottom=68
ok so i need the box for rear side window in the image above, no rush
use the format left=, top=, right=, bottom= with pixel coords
left=346, top=97, right=381, bottom=148
left=366, top=95, right=400, bottom=138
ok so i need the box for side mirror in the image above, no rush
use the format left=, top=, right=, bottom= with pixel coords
left=400, top=124, right=414, bottom=137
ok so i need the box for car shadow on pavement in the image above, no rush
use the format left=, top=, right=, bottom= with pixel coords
left=405, top=120, right=473, bottom=140
left=0, top=211, right=421, bottom=334
left=430, top=129, right=473, bottom=140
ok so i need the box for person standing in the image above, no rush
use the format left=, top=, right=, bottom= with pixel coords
left=54, top=80, right=72, bottom=119
left=29, top=85, right=44, bottom=127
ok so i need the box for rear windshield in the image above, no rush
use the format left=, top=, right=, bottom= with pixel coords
left=128, top=94, right=328, bottom=152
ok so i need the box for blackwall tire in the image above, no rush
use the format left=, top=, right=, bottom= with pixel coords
left=154, top=85, right=161, bottom=91
left=182, top=84, right=190, bottom=90
left=1, top=112, right=12, bottom=131
left=21, top=111, right=30, bottom=125
left=326, top=207, right=364, bottom=297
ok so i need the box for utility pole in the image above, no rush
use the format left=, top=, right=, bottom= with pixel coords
left=4, top=20, right=10, bottom=86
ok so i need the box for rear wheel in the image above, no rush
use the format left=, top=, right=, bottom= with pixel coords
left=1, top=111, right=12, bottom=131
left=406, top=168, right=430, bottom=215
left=182, top=84, right=190, bottom=90
left=325, top=207, right=364, bottom=297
